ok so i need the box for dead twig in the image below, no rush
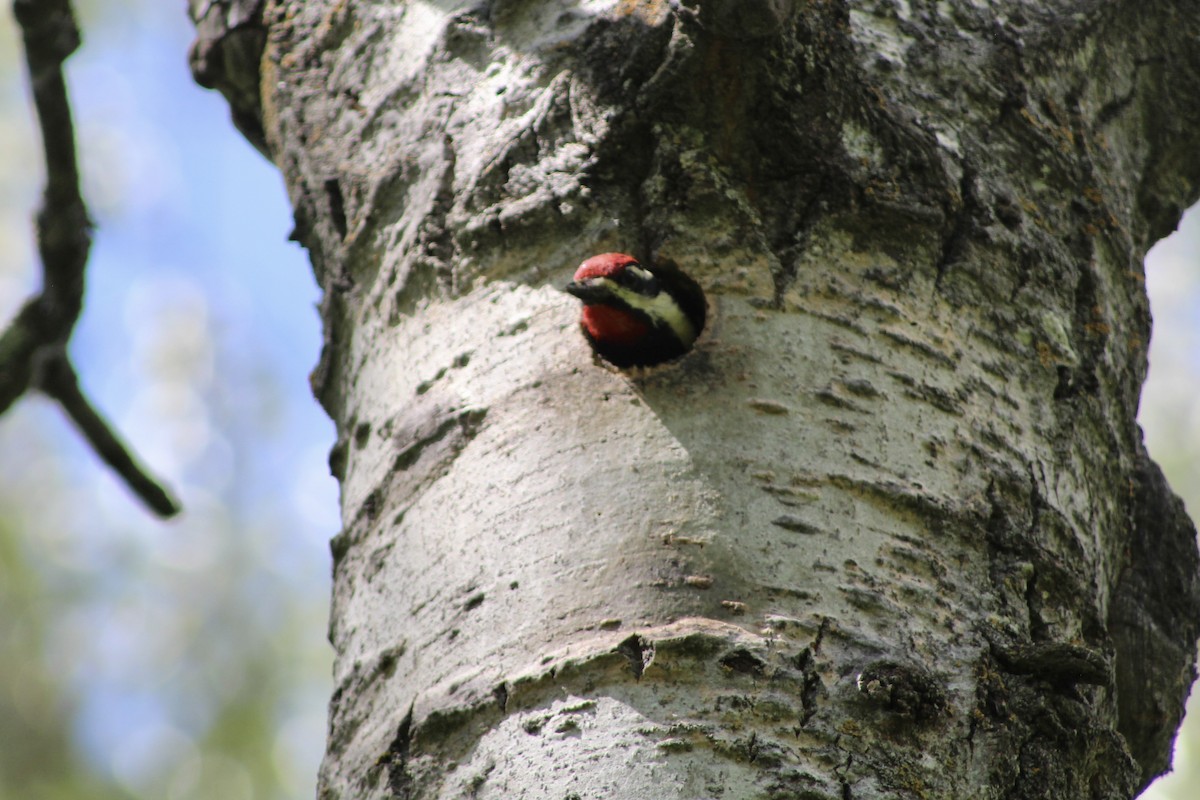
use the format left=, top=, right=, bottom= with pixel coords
left=1, top=0, right=180, bottom=517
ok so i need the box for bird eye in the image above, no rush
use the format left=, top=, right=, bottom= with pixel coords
left=618, top=266, right=658, bottom=295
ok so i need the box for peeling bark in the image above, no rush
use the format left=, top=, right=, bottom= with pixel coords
left=191, top=1, right=1200, bottom=797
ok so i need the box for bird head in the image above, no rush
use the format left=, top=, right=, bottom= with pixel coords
left=565, top=253, right=702, bottom=367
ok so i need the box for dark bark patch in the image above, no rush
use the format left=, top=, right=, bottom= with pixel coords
left=879, top=328, right=960, bottom=369
left=383, top=707, right=413, bottom=799
left=393, top=405, right=487, bottom=474
left=492, top=682, right=508, bottom=711
left=855, top=660, right=948, bottom=723
left=772, top=514, right=822, bottom=534
left=1110, top=450, right=1200, bottom=786
left=793, top=648, right=824, bottom=726
left=377, top=645, right=404, bottom=680
left=466, top=759, right=495, bottom=797
left=325, top=177, right=347, bottom=239
left=814, top=386, right=868, bottom=413
left=720, top=647, right=767, bottom=677
left=902, top=381, right=966, bottom=416
left=413, top=705, right=473, bottom=748
left=841, top=378, right=882, bottom=398
left=359, top=487, right=381, bottom=521
left=328, top=527, right=350, bottom=562
left=353, top=420, right=371, bottom=448
left=327, top=435, right=348, bottom=480
left=749, top=397, right=791, bottom=415
left=1052, top=363, right=1098, bottom=400
left=616, top=634, right=654, bottom=679
left=994, top=641, right=1111, bottom=688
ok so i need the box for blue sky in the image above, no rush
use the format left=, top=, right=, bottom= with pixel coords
left=1, top=5, right=336, bottom=798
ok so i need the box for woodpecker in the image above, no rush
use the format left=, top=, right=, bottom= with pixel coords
left=564, top=253, right=705, bottom=368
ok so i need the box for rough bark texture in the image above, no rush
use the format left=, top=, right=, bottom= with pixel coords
left=191, top=1, right=1200, bottom=798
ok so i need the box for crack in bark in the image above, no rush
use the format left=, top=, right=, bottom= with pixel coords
left=934, top=160, right=978, bottom=291
left=811, top=616, right=829, bottom=654
left=384, top=706, right=414, bottom=799
left=791, top=647, right=823, bottom=727
left=831, top=742, right=853, bottom=800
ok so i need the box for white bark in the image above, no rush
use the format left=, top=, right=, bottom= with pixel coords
left=190, top=0, right=1200, bottom=797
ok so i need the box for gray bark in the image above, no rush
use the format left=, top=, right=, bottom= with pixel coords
left=191, top=1, right=1200, bottom=798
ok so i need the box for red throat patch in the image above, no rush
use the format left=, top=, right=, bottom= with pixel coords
left=580, top=304, right=649, bottom=346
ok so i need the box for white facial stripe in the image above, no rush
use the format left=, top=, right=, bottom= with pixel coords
left=593, top=278, right=697, bottom=345
left=624, top=265, right=654, bottom=283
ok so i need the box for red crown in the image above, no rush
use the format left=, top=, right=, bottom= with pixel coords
left=573, top=252, right=640, bottom=281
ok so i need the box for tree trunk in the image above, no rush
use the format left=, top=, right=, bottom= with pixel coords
left=191, top=1, right=1200, bottom=797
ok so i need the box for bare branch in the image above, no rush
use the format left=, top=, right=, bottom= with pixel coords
left=2, top=0, right=181, bottom=518
left=36, top=352, right=181, bottom=517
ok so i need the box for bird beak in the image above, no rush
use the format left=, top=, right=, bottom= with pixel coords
left=564, top=280, right=607, bottom=302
